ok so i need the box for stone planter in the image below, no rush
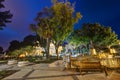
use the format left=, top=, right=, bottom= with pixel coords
left=17, top=61, right=29, bottom=67
left=8, top=60, right=17, bottom=65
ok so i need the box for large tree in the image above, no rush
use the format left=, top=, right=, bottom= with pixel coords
left=51, top=0, right=82, bottom=59
left=30, top=8, right=54, bottom=59
left=0, top=0, right=13, bottom=30
left=70, top=23, right=118, bottom=52
left=30, top=0, right=81, bottom=59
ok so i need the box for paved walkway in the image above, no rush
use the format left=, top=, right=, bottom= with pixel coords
left=1, top=61, right=120, bottom=80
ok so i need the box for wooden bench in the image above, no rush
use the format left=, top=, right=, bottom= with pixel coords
left=70, top=58, right=80, bottom=71
left=78, top=61, right=103, bottom=75
left=101, top=58, right=120, bottom=76
left=71, top=59, right=104, bottom=75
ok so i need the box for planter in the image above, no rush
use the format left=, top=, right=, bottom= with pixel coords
left=8, top=60, right=17, bottom=65
left=17, top=61, right=29, bottom=67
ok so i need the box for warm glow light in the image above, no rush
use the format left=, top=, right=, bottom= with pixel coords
left=49, top=43, right=55, bottom=55
left=99, top=53, right=107, bottom=59
left=110, top=48, right=116, bottom=54
left=58, top=46, right=63, bottom=53
left=90, top=48, right=96, bottom=55
left=19, top=54, right=26, bottom=58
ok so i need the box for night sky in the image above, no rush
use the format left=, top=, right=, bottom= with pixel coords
left=0, top=0, right=120, bottom=50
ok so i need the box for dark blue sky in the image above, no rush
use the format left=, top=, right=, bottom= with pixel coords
left=0, top=0, right=120, bottom=50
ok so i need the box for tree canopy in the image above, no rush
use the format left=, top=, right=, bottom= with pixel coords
left=0, top=0, right=13, bottom=30
left=30, top=0, right=82, bottom=59
left=8, top=40, right=21, bottom=52
left=0, top=46, right=3, bottom=54
left=51, top=0, right=82, bottom=58
left=70, top=23, right=118, bottom=48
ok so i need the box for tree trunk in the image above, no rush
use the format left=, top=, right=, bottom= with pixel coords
left=46, top=38, right=50, bottom=60
left=55, top=46, right=59, bottom=60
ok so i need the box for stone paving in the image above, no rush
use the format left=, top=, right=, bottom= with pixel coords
left=0, top=61, right=120, bottom=80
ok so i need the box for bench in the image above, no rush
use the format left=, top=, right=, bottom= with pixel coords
left=78, top=61, right=103, bottom=75
left=71, top=59, right=104, bottom=75
left=101, top=58, right=120, bottom=76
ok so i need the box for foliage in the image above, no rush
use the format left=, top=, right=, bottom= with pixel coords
left=24, top=33, right=46, bottom=48
left=70, top=23, right=118, bottom=49
left=21, top=35, right=36, bottom=46
left=0, top=46, right=3, bottom=54
left=8, top=40, right=21, bottom=52
left=9, top=49, right=22, bottom=57
left=69, top=30, right=84, bottom=47
left=27, top=55, right=42, bottom=62
left=51, top=0, right=82, bottom=59
left=8, top=46, right=33, bottom=57
left=30, top=6, right=54, bottom=59
left=30, top=0, right=82, bottom=59
left=0, top=0, right=13, bottom=30
left=52, top=0, right=82, bottom=42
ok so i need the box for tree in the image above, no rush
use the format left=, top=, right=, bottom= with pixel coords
left=0, top=0, right=13, bottom=30
left=30, top=0, right=81, bottom=59
left=8, top=40, right=21, bottom=52
left=30, top=8, right=54, bottom=59
left=70, top=23, right=118, bottom=52
left=22, top=34, right=46, bottom=49
left=51, top=0, right=82, bottom=59
left=22, top=35, right=36, bottom=46
left=0, top=46, right=3, bottom=54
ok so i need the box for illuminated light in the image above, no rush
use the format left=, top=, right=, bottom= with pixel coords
left=90, top=48, right=96, bottom=55
left=98, top=53, right=107, bottom=59
left=34, top=45, right=45, bottom=56
left=49, top=43, right=56, bottom=55
left=119, top=40, right=120, bottom=45
left=58, top=46, right=63, bottom=53
left=110, top=48, right=116, bottom=54
left=19, top=54, right=26, bottom=58
left=108, top=54, right=113, bottom=58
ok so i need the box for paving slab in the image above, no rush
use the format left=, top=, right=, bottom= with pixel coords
left=26, top=76, right=73, bottom=80
left=77, top=73, right=108, bottom=80
left=27, top=70, right=71, bottom=77
left=108, top=71, right=120, bottom=80
left=0, top=64, right=13, bottom=71
left=1, top=62, right=120, bottom=80
left=3, top=69, right=32, bottom=80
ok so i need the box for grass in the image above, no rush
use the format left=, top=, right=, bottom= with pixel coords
left=0, top=70, right=19, bottom=79
left=0, top=60, right=7, bottom=64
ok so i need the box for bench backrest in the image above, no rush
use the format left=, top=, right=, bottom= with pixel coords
left=79, top=61, right=101, bottom=69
